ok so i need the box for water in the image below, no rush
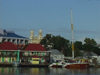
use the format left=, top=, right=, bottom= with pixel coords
left=0, top=67, right=100, bottom=75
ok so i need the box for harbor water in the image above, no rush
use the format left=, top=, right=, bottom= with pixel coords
left=0, top=67, right=100, bottom=75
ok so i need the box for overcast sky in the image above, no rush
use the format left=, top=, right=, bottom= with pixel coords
left=0, top=0, right=100, bottom=43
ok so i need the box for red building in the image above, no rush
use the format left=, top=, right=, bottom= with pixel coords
left=21, top=44, right=50, bottom=65
left=0, top=42, right=19, bottom=63
left=0, top=42, right=51, bottom=65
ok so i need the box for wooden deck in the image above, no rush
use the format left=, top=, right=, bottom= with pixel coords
left=0, top=62, right=49, bottom=67
left=19, top=63, right=49, bottom=67
left=0, top=63, right=13, bottom=67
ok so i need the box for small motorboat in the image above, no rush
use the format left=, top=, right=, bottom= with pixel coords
left=49, top=60, right=64, bottom=68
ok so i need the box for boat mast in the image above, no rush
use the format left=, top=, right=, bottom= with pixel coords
left=70, top=8, right=75, bottom=59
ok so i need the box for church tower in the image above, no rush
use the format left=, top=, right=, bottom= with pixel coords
left=29, top=29, right=43, bottom=44
left=29, top=30, right=34, bottom=43
left=38, top=29, right=42, bottom=40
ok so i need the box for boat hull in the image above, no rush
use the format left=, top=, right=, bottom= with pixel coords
left=64, top=63, right=89, bottom=69
left=49, top=63, right=62, bottom=68
left=50, top=65, right=62, bottom=68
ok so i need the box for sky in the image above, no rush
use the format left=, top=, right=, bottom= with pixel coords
left=0, top=0, right=100, bottom=43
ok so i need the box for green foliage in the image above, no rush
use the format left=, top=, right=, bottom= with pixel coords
left=83, top=38, right=100, bottom=55
left=40, top=34, right=71, bottom=56
left=74, top=41, right=83, bottom=50
left=74, top=41, right=83, bottom=56
left=40, top=34, right=54, bottom=50
left=41, top=34, right=100, bottom=56
left=83, top=38, right=97, bottom=51
left=93, top=47, right=100, bottom=55
left=84, top=38, right=97, bottom=46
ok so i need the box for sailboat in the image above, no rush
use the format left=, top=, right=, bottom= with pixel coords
left=63, top=9, right=89, bottom=69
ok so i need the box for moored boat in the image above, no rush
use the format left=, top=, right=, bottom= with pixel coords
left=63, top=59, right=89, bottom=69
left=49, top=60, right=64, bottom=68
left=64, top=63, right=89, bottom=69
left=49, top=63, right=62, bottom=68
left=63, top=9, right=89, bottom=69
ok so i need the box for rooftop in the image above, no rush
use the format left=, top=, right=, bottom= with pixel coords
left=0, top=42, right=18, bottom=50
left=25, top=44, right=46, bottom=51
left=50, top=49, right=64, bottom=55
left=0, top=29, right=26, bottom=38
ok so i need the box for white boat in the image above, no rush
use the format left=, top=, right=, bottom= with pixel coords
left=49, top=60, right=64, bottom=68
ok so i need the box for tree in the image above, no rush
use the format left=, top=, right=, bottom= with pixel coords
left=84, top=38, right=97, bottom=46
left=83, top=38, right=100, bottom=56
left=40, top=34, right=53, bottom=50
left=74, top=41, right=83, bottom=56
left=41, top=35, right=100, bottom=56
left=40, top=34, right=71, bottom=56
left=83, top=38, right=97, bottom=51
left=74, top=41, right=83, bottom=50
left=51, top=35, right=71, bottom=56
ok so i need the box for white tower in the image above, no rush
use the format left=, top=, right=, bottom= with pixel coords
left=29, top=30, right=34, bottom=43
left=38, top=29, right=43, bottom=40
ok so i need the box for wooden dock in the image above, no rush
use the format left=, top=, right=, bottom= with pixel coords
left=0, top=63, right=13, bottom=67
left=0, top=62, right=49, bottom=67
left=19, top=63, right=49, bottom=67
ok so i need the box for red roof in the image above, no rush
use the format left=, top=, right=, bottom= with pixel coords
left=0, top=42, right=18, bottom=50
left=16, top=44, right=25, bottom=50
left=24, top=44, right=46, bottom=51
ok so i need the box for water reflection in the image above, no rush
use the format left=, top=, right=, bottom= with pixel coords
left=49, top=68, right=100, bottom=75
left=0, top=67, right=100, bottom=75
left=0, top=67, right=50, bottom=75
left=0, top=67, right=19, bottom=75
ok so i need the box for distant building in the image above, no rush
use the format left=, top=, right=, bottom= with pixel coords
left=29, top=29, right=43, bottom=44
left=0, top=29, right=28, bottom=45
left=80, top=50, right=97, bottom=57
left=50, top=49, right=65, bottom=62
